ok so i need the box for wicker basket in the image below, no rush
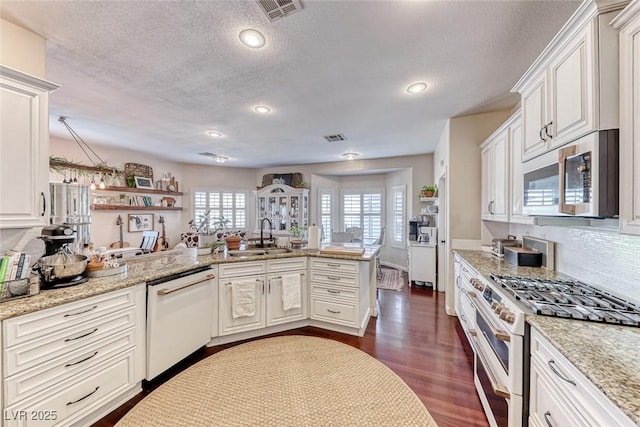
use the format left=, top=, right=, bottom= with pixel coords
left=124, top=163, right=153, bottom=182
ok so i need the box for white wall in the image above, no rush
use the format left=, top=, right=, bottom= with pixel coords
left=510, top=223, right=640, bottom=305
left=0, top=18, right=46, bottom=78
left=50, top=136, right=185, bottom=249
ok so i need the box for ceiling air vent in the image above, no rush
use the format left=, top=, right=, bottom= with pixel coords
left=198, top=152, right=216, bottom=158
left=323, top=134, right=347, bottom=143
left=256, top=0, right=303, bottom=22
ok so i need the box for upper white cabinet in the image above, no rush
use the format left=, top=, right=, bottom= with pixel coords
left=480, top=112, right=515, bottom=222
left=513, top=1, right=624, bottom=161
left=254, top=184, right=309, bottom=236
left=0, top=66, right=59, bottom=229
left=612, top=1, right=640, bottom=235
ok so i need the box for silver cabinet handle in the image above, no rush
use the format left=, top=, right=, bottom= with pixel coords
left=327, top=263, right=341, bottom=267
left=64, top=328, right=98, bottom=342
left=327, top=276, right=341, bottom=281
left=65, top=351, right=98, bottom=368
left=327, top=309, right=341, bottom=314
left=268, top=278, right=272, bottom=294
left=547, top=360, right=576, bottom=386
left=545, top=121, right=553, bottom=138
left=67, top=386, right=99, bottom=406
left=539, top=126, right=546, bottom=142
left=544, top=411, right=554, bottom=427
left=158, top=274, right=214, bottom=295
left=64, top=305, right=98, bottom=317
left=327, top=289, right=341, bottom=294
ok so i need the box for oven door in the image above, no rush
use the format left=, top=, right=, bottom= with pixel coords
left=523, top=151, right=560, bottom=216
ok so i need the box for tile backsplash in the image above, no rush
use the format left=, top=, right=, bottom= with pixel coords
left=510, top=223, right=640, bottom=305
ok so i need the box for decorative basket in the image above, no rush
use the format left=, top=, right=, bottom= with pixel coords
left=1, top=275, right=39, bottom=303
left=225, top=236, right=242, bottom=250
left=124, top=163, right=154, bottom=182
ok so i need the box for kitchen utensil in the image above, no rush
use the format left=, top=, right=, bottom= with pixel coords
left=38, top=253, right=88, bottom=281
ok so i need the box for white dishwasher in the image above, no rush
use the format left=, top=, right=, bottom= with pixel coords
left=146, top=266, right=215, bottom=380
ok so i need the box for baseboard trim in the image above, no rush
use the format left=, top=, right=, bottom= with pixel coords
left=381, top=261, right=407, bottom=272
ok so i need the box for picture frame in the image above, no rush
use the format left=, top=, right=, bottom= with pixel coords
left=134, top=176, right=155, bottom=190
left=128, top=214, right=154, bottom=232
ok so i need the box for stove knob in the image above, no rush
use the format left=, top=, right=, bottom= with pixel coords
left=494, top=304, right=505, bottom=314
left=499, top=310, right=511, bottom=320
left=491, top=301, right=499, bottom=310
left=504, top=313, right=516, bottom=324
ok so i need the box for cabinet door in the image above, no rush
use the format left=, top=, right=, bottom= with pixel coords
left=218, top=275, right=265, bottom=336
left=509, top=116, right=533, bottom=224
left=492, top=132, right=509, bottom=221
left=266, top=270, right=307, bottom=326
left=549, top=24, right=594, bottom=149
left=620, top=12, right=640, bottom=235
left=480, top=144, right=493, bottom=220
left=0, top=71, right=56, bottom=229
left=521, top=73, right=548, bottom=161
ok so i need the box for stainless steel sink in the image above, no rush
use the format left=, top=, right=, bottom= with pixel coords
left=226, top=248, right=293, bottom=257
left=263, top=248, right=293, bottom=255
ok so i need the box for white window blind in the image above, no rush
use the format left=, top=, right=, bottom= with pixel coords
left=319, top=191, right=333, bottom=242
left=193, top=190, right=248, bottom=230
left=391, top=185, right=405, bottom=247
left=341, top=190, right=383, bottom=241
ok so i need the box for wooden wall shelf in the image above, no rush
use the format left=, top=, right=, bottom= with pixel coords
left=92, top=205, right=182, bottom=211
left=94, top=186, right=184, bottom=196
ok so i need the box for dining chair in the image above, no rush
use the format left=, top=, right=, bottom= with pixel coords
left=346, top=226, right=363, bottom=242
left=332, top=231, right=354, bottom=243
left=373, top=227, right=386, bottom=279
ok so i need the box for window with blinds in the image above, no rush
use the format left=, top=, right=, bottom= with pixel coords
left=391, top=185, right=405, bottom=247
left=341, top=190, right=383, bottom=241
left=319, top=191, right=333, bottom=242
left=193, top=190, right=248, bottom=230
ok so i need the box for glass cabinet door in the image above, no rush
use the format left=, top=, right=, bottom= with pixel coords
left=278, top=196, right=288, bottom=230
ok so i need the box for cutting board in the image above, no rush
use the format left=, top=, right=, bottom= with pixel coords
left=319, top=246, right=365, bottom=257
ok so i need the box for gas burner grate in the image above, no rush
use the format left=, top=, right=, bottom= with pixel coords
left=490, top=274, right=640, bottom=327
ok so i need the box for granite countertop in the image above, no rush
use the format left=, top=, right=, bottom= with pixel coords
left=454, top=249, right=640, bottom=425
left=0, top=244, right=380, bottom=321
left=528, top=316, right=640, bottom=425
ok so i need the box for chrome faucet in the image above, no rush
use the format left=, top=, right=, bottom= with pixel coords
left=259, top=218, right=273, bottom=248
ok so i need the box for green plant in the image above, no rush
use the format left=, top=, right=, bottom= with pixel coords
left=126, top=175, right=136, bottom=188
left=290, top=225, right=307, bottom=238
left=295, top=181, right=307, bottom=188
left=422, top=185, right=437, bottom=192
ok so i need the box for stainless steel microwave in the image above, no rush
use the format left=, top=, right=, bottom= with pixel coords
left=523, top=130, right=619, bottom=218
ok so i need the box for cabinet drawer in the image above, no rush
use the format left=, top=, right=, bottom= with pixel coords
left=219, top=261, right=266, bottom=278
left=530, top=329, right=634, bottom=427
left=310, top=258, right=359, bottom=275
left=309, top=271, right=358, bottom=288
left=310, top=297, right=358, bottom=326
left=310, top=283, right=358, bottom=301
left=4, top=327, right=136, bottom=406
left=529, top=358, right=589, bottom=427
left=3, top=349, right=136, bottom=427
left=4, top=307, right=136, bottom=377
left=3, top=287, right=136, bottom=348
left=267, top=257, right=307, bottom=272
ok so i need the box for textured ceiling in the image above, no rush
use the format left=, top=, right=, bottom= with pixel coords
left=1, top=0, right=581, bottom=168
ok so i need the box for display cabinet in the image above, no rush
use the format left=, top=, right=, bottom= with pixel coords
left=254, top=184, right=309, bottom=235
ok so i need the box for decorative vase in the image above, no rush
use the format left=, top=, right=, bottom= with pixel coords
left=225, top=236, right=242, bottom=250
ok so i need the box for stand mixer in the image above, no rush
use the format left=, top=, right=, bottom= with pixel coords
left=38, top=225, right=89, bottom=288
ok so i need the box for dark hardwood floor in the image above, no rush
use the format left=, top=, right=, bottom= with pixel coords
left=93, top=279, right=489, bottom=427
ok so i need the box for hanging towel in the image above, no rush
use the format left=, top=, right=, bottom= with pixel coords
left=231, top=279, right=257, bottom=319
left=281, top=273, right=302, bottom=311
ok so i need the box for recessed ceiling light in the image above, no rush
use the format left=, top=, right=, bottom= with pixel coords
left=215, top=155, right=228, bottom=163
left=342, top=152, right=360, bottom=160
left=207, top=131, right=222, bottom=137
left=239, top=29, right=266, bottom=48
left=254, top=105, right=271, bottom=114
left=406, top=82, right=428, bottom=94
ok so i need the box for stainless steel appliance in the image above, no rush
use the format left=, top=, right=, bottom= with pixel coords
left=491, top=236, right=522, bottom=258
left=38, top=224, right=89, bottom=288
left=417, top=226, right=437, bottom=244
left=523, top=131, right=619, bottom=218
left=490, top=275, right=640, bottom=326
left=50, top=183, right=92, bottom=246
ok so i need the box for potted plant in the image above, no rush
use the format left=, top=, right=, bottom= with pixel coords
left=294, top=181, right=307, bottom=189
left=420, top=185, right=437, bottom=198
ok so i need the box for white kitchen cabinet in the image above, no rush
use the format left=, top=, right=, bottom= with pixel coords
left=266, top=270, right=307, bottom=326
left=508, top=112, right=533, bottom=224
left=512, top=2, right=622, bottom=161
left=529, top=328, right=635, bottom=427
left=1, top=285, right=145, bottom=427
left=254, top=184, right=309, bottom=236
left=480, top=113, right=512, bottom=222
left=218, top=261, right=266, bottom=336
left=613, top=2, right=640, bottom=236
left=408, top=244, right=436, bottom=286
left=308, top=257, right=370, bottom=334
left=0, top=66, right=59, bottom=229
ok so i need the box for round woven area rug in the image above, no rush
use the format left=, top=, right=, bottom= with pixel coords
left=117, top=335, right=438, bottom=427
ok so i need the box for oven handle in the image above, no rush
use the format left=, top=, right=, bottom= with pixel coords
left=157, top=274, right=215, bottom=296
left=475, top=337, right=511, bottom=400
left=467, top=290, right=511, bottom=342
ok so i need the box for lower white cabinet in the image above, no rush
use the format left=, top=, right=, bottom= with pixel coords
left=529, top=328, right=635, bottom=427
left=218, top=258, right=308, bottom=337
left=1, top=285, right=146, bottom=427
left=408, top=244, right=436, bottom=286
